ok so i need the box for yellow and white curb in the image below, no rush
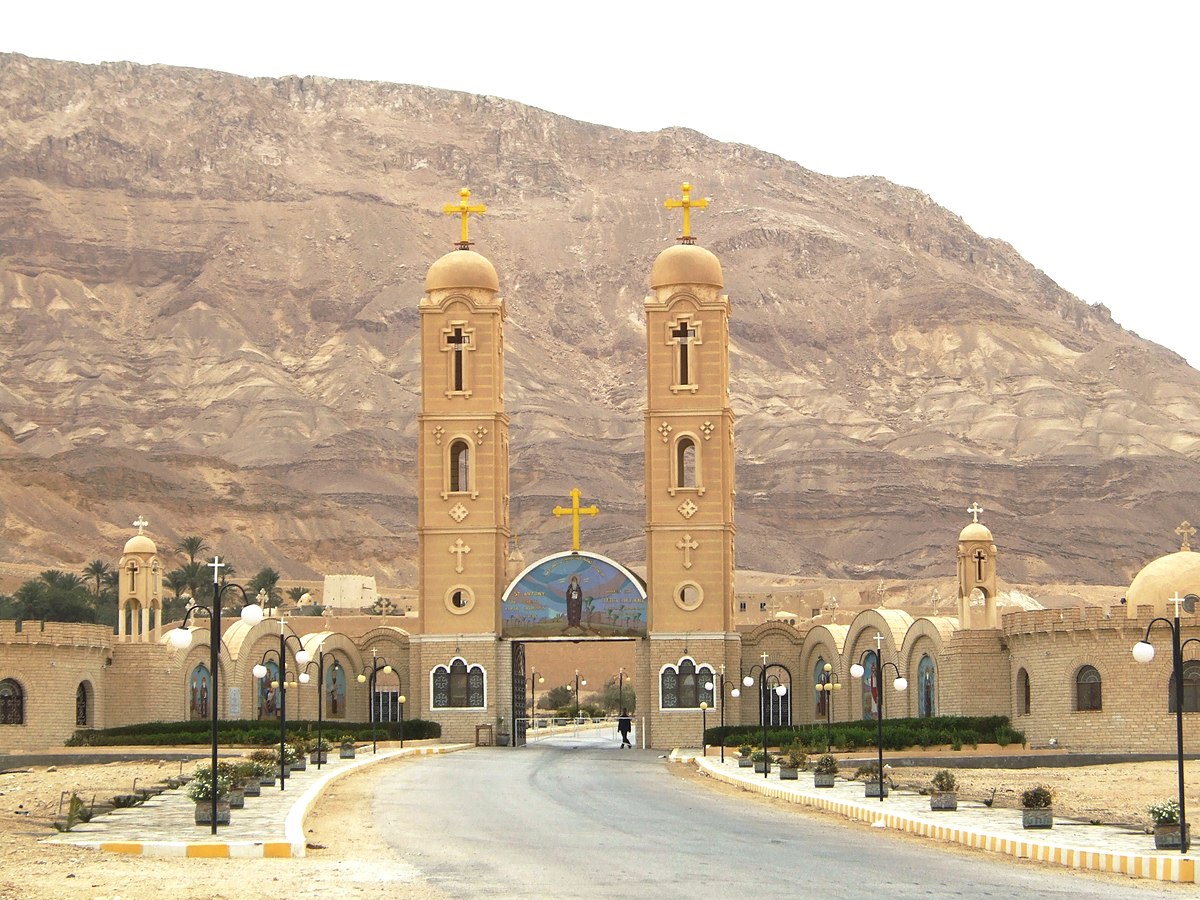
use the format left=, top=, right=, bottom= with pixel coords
left=694, top=756, right=1197, bottom=884
left=63, top=743, right=472, bottom=859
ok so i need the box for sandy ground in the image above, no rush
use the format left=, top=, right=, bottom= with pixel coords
left=0, top=752, right=1192, bottom=898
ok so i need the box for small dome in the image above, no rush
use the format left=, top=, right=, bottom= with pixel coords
left=1126, top=551, right=1200, bottom=612
left=425, top=249, right=499, bottom=293
left=650, top=243, right=723, bottom=289
left=959, top=522, right=993, bottom=542
left=123, top=534, right=156, bottom=555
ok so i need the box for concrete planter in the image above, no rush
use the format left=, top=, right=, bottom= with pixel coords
left=930, top=791, right=957, bottom=811
left=340, top=746, right=356, bottom=759
left=241, top=779, right=261, bottom=798
left=737, top=758, right=753, bottom=768
left=753, top=761, right=768, bottom=774
left=1154, top=823, right=1188, bottom=850
left=259, top=775, right=277, bottom=787
left=194, top=800, right=231, bottom=826
left=814, top=773, right=836, bottom=788
left=1022, top=807, right=1053, bottom=829
left=227, top=787, right=245, bottom=809
left=864, top=781, right=889, bottom=798
left=291, top=756, right=307, bottom=772
left=311, top=750, right=328, bottom=765
left=778, top=767, right=799, bottom=781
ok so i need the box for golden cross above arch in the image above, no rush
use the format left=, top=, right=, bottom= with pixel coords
left=553, top=488, right=599, bottom=552
left=443, top=187, right=487, bottom=249
left=664, top=182, right=710, bottom=245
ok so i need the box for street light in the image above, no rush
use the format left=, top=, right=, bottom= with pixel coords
left=1131, top=593, right=1197, bottom=854
left=356, top=648, right=394, bottom=754
left=167, top=555, right=265, bottom=834
left=850, top=633, right=908, bottom=802
left=815, top=662, right=843, bottom=753
left=705, top=665, right=741, bottom=763
left=618, top=667, right=625, bottom=713
left=742, top=653, right=788, bottom=778
left=250, top=612, right=311, bottom=790
left=529, top=671, right=545, bottom=732
left=299, top=646, right=339, bottom=769
left=573, top=670, right=587, bottom=721
left=699, top=701, right=709, bottom=755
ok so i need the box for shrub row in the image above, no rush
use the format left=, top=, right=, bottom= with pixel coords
left=67, top=718, right=441, bottom=747
left=705, top=715, right=1022, bottom=752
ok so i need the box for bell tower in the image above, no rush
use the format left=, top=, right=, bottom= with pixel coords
left=644, top=183, right=739, bottom=748
left=957, top=502, right=999, bottom=628
left=414, top=189, right=511, bottom=742
left=118, top=515, right=163, bottom=642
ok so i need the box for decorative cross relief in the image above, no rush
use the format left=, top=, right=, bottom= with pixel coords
left=677, top=499, right=698, bottom=519
left=1177, top=521, right=1196, bottom=552
left=449, top=538, right=471, bottom=574
left=133, top=515, right=149, bottom=534
left=700, top=421, right=715, bottom=440
left=967, top=502, right=984, bottom=524
left=658, top=422, right=673, bottom=443
left=432, top=425, right=445, bottom=446
left=448, top=503, right=469, bottom=523
left=475, top=425, right=489, bottom=445
left=676, top=534, right=699, bottom=569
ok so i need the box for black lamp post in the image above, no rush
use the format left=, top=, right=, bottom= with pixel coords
left=618, top=667, right=625, bottom=713
left=301, top=649, right=338, bottom=769
left=573, top=670, right=587, bottom=721
left=706, top=666, right=741, bottom=763
left=742, top=654, right=788, bottom=779
left=252, top=613, right=311, bottom=790
left=850, top=633, right=908, bottom=802
left=357, top=648, right=394, bottom=754
left=699, top=701, right=709, bottom=755
left=529, top=670, right=545, bottom=733
left=815, top=661, right=842, bottom=753
left=1132, top=593, right=1197, bottom=853
left=168, top=556, right=265, bottom=834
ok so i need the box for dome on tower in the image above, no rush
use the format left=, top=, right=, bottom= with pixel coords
left=124, top=533, right=156, bottom=554
left=1126, top=551, right=1200, bottom=610
left=650, top=243, right=723, bottom=289
left=959, top=522, right=993, bottom=542
left=425, top=249, right=499, bottom=293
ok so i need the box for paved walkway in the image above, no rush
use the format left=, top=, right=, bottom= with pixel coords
left=681, top=751, right=1197, bottom=884
left=44, top=744, right=470, bottom=858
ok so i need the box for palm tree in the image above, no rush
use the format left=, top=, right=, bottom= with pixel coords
left=175, top=536, right=210, bottom=565
left=248, top=568, right=282, bottom=608
left=81, top=560, right=112, bottom=597
left=164, top=569, right=190, bottom=600
left=286, top=586, right=308, bottom=604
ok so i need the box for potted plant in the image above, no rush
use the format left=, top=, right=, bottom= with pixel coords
left=311, top=739, right=331, bottom=765
left=778, top=745, right=806, bottom=781
left=187, top=766, right=234, bottom=825
left=857, top=762, right=888, bottom=798
left=737, top=745, right=754, bottom=769
left=248, top=749, right=278, bottom=786
left=813, top=754, right=838, bottom=787
left=1020, top=784, right=1054, bottom=829
left=287, top=742, right=307, bottom=772
left=340, top=735, right=357, bottom=759
left=930, top=769, right=958, bottom=811
left=750, top=749, right=771, bottom=774
left=1149, top=799, right=1188, bottom=850
left=279, top=742, right=299, bottom=777
left=234, top=761, right=261, bottom=798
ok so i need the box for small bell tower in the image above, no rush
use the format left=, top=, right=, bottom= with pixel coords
left=117, top=515, right=163, bottom=642
left=957, top=502, right=999, bottom=628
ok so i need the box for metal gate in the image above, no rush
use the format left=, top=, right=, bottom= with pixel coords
left=511, top=641, right=527, bottom=747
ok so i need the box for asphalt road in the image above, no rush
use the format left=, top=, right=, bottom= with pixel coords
left=370, top=731, right=1179, bottom=899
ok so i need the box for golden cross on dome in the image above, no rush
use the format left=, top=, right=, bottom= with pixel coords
left=1176, top=521, right=1196, bottom=551
left=132, top=515, right=149, bottom=534
left=967, top=502, right=984, bottom=524
left=442, top=187, right=486, bottom=249
left=664, top=182, right=710, bottom=245
left=553, top=488, right=599, bottom=552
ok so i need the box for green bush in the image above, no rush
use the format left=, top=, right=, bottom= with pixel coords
left=65, top=718, right=441, bottom=747
left=706, top=716, right=1021, bottom=754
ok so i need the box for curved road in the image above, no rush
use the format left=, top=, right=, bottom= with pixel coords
left=367, top=732, right=1177, bottom=899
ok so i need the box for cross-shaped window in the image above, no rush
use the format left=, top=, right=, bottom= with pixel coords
left=446, top=327, right=471, bottom=392
left=671, top=320, right=698, bottom=386
left=973, top=548, right=987, bottom=581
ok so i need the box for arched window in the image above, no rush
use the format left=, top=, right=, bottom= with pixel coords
left=326, top=661, right=347, bottom=719
left=449, top=440, right=471, bottom=493
left=676, top=437, right=697, bottom=489
left=188, top=663, right=210, bottom=720
left=1075, top=665, right=1102, bottom=711
left=257, top=659, right=281, bottom=719
left=1017, top=668, right=1031, bottom=716
left=758, top=664, right=792, bottom=726
left=660, top=658, right=715, bottom=709
left=813, top=658, right=829, bottom=718
left=1168, top=660, right=1200, bottom=713
left=917, top=655, right=936, bottom=718
left=432, top=658, right=485, bottom=708
left=76, top=682, right=91, bottom=727
left=0, top=679, right=24, bottom=725
left=859, top=654, right=879, bottom=720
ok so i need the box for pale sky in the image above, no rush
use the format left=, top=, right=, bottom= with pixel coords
left=7, top=1, right=1198, bottom=365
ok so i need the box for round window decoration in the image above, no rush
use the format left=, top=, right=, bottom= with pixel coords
left=445, top=586, right=475, bottom=615
left=674, top=582, right=703, bottom=611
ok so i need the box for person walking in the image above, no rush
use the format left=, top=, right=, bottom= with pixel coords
left=617, top=708, right=633, bottom=748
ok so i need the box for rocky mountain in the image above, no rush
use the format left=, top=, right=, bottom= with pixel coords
left=2, top=52, right=1198, bottom=590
